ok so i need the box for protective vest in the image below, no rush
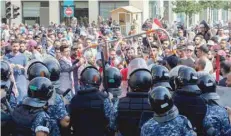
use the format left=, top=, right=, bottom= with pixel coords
left=11, top=105, right=45, bottom=136
left=117, top=92, right=152, bottom=136
left=173, top=91, right=207, bottom=136
left=70, top=87, right=109, bottom=136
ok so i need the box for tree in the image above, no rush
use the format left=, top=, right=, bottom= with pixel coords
left=199, top=1, right=228, bottom=23
left=224, top=1, right=231, bottom=11
left=172, top=0, right=203, bottom=27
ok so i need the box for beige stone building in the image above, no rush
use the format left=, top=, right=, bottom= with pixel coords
left=1, top=0, right=230, bottom=29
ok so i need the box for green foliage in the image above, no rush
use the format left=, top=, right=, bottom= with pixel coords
left=223, top=1, right=231, bottom=10
left=172, top=0, right=203, bottom=16
left=199, top=0, right=227, bottom=9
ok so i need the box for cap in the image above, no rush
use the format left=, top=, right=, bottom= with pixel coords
left=207, top=40, right=215, bottom=46
left=217, top=50, right=226, bottom=57
left=187, top=45, right=195, bottom=51
left=28, top=40, right=37, bottom=47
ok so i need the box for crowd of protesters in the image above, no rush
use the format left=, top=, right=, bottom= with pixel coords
left=1, top=17, right=231, bottom=102
left=1, top=16, right=231, bottom=136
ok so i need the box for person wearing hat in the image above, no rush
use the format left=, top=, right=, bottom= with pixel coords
left=196, top=44, right=213, bottom=73
left=207, top=40, right=215, bottom=50
left=27, top=39, right=43, bottom=61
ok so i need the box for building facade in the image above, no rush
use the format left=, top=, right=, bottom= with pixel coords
left=1, top=0, right=231, bottom=28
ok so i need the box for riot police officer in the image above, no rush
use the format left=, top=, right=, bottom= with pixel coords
left=197, top=75, right=231, bottom=136
left=1, top=60, right=17, bottom=108
left=114, top=58, right=153, bottom=136
left=141, top=86, right=196, bottom=136
left=104, top=67, right=122, bottom=132
left=150, top=65, right=172, bottom=91
left=69, top=66, right=113, bottom=136
left=43, top=57, right=70, bottom=136
left=1, top=60, right=17, bottom=136
left=172, top=66, right=207, bottom=135
left=104, top=67, right=122, bottom=103
left=26, top=60, right=50, bottom=81
left=11, top=77, right=54, bottom=136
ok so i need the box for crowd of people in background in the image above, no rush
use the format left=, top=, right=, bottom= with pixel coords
left=1, top=17, right=231, bottom=135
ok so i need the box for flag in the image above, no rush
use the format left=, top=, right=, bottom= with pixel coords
left=152, top=18, right=163, bottom=29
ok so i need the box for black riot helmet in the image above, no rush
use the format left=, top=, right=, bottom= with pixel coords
left=23, top=77, right=53, bottom=108
left=105, top=67, right=122, bottom=97
left=80, top=66, right=101, bottom=88
left=151, top=65, right=172, bottom=90
left=27, top=61, right=50, bottom=81
left=197, top=75, right=216, bottom=93
left=148, top=86, right=174, bottom=114
left=1, top=60, right=11, bottom=81
left=43, top=58, right=61, bottom=81
left=128, top=69, right=152, bottom=92
left=175, top=66, right=201, bottom=94
left=105, top=67, right=122, bottom=88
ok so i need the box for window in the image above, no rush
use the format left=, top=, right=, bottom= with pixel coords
left=212, top=9, right=218, bottom=24
left=22, top=2, right=40, bottom=25
left=41, top=1, right=49, bottom=7
left=23, top=2, right=40, bottom=17
left=222, top=9, right=228, bottom=22
left=149, top=1, right=157, bottom=19
left=99, top=1, right=129, bottom=19
left=60, top=1, right=88, bottom=24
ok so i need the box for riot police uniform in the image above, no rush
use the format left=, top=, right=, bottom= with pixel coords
left=150, top=65, right=172, bottom=91
left=1, top=60, right=17, bottom=136
left=103, top=67, right=122, bottom=131
left=172, top=66, right=207, bottom=135
left=141, top=86, right=196, bottom=136
left=43, top=58, right=69, bottom=136
left=70, top=66, right=113, bottom=136
left=11, top=77, right=54, bottom=136
left=197, top=75, right=231, bottom=136
left=114, top=58, right=153, bottom=136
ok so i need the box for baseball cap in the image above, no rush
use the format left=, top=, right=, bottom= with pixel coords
left=28, top=40, right=37, bottom=47
left=207, top=40, right=215, bottom=46
left=187, top=45, right=195, bottom=51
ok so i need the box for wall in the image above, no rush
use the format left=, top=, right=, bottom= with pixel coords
left=130, top=0, right=149, bottom=23
left=88, top=0, right=98, bottom=23
left=49, top=1, right=60, bottom=24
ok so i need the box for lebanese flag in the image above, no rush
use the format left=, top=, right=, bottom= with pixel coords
left=152, top=18, right=163, bottom=29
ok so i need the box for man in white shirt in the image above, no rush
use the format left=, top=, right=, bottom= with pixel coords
left=196, top=44, right=213, bottom=73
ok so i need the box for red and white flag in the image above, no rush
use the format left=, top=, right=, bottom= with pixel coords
left=152, top=18, right=163, bottom=29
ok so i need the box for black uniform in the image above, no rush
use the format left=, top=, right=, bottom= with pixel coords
left=70, top=66, right=112, bottom=136
left=172, top=66, right=207, bottom=135
left=116, top=58, right=153, bottom=136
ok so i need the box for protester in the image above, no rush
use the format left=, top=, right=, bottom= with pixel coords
left=1, top=17, right=231, bottom=136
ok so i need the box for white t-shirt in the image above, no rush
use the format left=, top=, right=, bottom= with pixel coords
left=204, top=59, right=213, bottom=73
